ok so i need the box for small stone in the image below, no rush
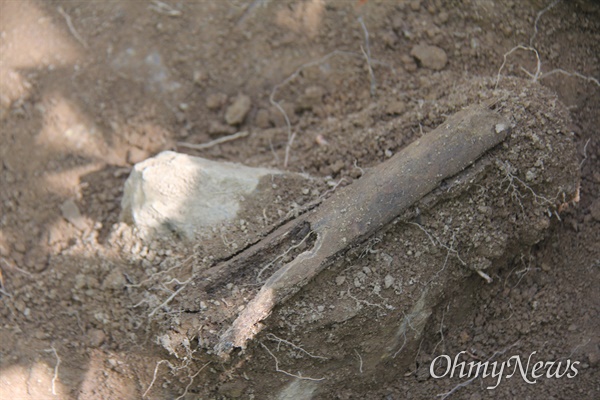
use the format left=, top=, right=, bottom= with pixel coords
left=495, top=123, right=507, bottom=134
left=206, top=93, right=228, bottom=110
left=208, top=120, right=236, bottom=136
left=60, top=199, right=89, bottom=231
left=335, top=276, right=346, bottom=286
left=193, top=70, right=207, bottom=85
left=400, top=54, right=418, bottom=73
left=384, top=275, right=395, bottom=289
left=24, top=249, right=49, bottom=272
left=88, top=329, right=106, bottom=348
left=225, top=94, right=251, bottom=125
left=386, top=100, right=406, bottom=115
left=14, top=241, right=26, bottom=254
left=525, top=169, right=537, bottom=182
left=254, top=109, right=271, bottom=129
left=127, top=147, right=150, bottom=164
left=588, top=348, right=600, bottom=367
left=437, top=11, right=449, bottom=24
left=218, top=381, right=246, bottom=398
left=410, top=0, right=421, bottom=11
left=589, top=199, right=600, bottom=221
left=102, top=269, right=126, bottom=290
left=297, top=86, right=326, bottom=111
left=0, top=234, right=10, bottom=257
left=381, top=31, right=398, bottom=48
left=270, top=102, right=297, bottom=126
left=330, top=160, right=344, bottom=174
left=410, top=44, right=448, bottom=70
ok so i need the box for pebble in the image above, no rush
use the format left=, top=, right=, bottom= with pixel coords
left=225, top=94, right=251, bottom=125
left=330, top=160, right=345, bottom=175
left=102, top=269, right=126, bottom=290
left=381, top=31, right=398, bottom=48
left=335, top=276, right=346, bottom=286
left=24, top=249, right=49, bottom=272
left=60, top=199, right=89, bottom=231
left=127, top=147, right=149, bottom=164
left=589, top=199, right=600, bottom=221
left=297, top=86, right=325, bottom=111
left=410, top=44, right=448, bottom=70
left=269, top=102, right=297, bottom=126
left=384, top=274, right=395, bottom=289
left=0, top=237, right=10, bottom=257
left=208, top=120, right=236, bottom=136
left=400, top=54, right=417, bottom=73
left=88, top=329, right=106, bottom=348
left=386, top=100, right=406, bottom=115
left=193, top=70, right=207, bottom=86
left=254, top=108, right=270, bottom=129
left=14, top=241, right=26, bottom=254
left=588, top=348, right=600, bottom=367
left=206, top=93, right=228, bottom=110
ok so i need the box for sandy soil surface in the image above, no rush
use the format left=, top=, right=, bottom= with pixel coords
left=1, top=0, right=599, bottom=399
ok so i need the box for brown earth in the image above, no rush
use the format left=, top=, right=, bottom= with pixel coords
left=1, top=0, right=599, bottom=399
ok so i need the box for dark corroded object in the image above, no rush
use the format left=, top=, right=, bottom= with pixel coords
left=214, top=105, right=510, bottom=356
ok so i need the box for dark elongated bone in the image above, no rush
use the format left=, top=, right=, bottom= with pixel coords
left=215, top=105, right=510, bottom=356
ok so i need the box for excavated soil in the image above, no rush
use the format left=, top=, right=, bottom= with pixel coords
left=1, top=1, right=599, bottom=399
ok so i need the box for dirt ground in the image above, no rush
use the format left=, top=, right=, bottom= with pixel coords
left=1, top=0, right=599, bottom=399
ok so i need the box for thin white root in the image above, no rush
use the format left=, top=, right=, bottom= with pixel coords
left=267, top=333, right=328, bottom=360
left=354, top=349, right=364, bottom=374
left=358, top=16, right=376, bottom=96
left=44, top=346, right=61, bottom=396
left=430, top=304, right=449, bottom=356
left=256, top=231, right=315, bottom=282
left=174, top=361, right=211, bottom=400
left=270, top=50, right=360, bottom=168
left=177, top=131, right=249, bottom=151
left=149, top=0, right=182, bottom=16
left=143, top=360, right=174, bottom=398
left=148, top=278, right=191, bottom=317
left=409, top=222, right=466, bottom=266
left=126, top=255, right=193, bottom=289
left=495, top=45, right=541, bottom=89
left=530, top=0, right=561, bottom=46
left=541, top=69, right=600, bottom=87
left=392, top=312, right=418, bottom=359
left=436, top=341, right=520, bottom=399
left=57, top=7, right=88, bottom=49
left=260, top=342, right=326, bottom=381
left=476, top=269, right=493, bottom=284
left=579, top=138, right=591, bottom=169
left=496, top=1, right=599, bottom=90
